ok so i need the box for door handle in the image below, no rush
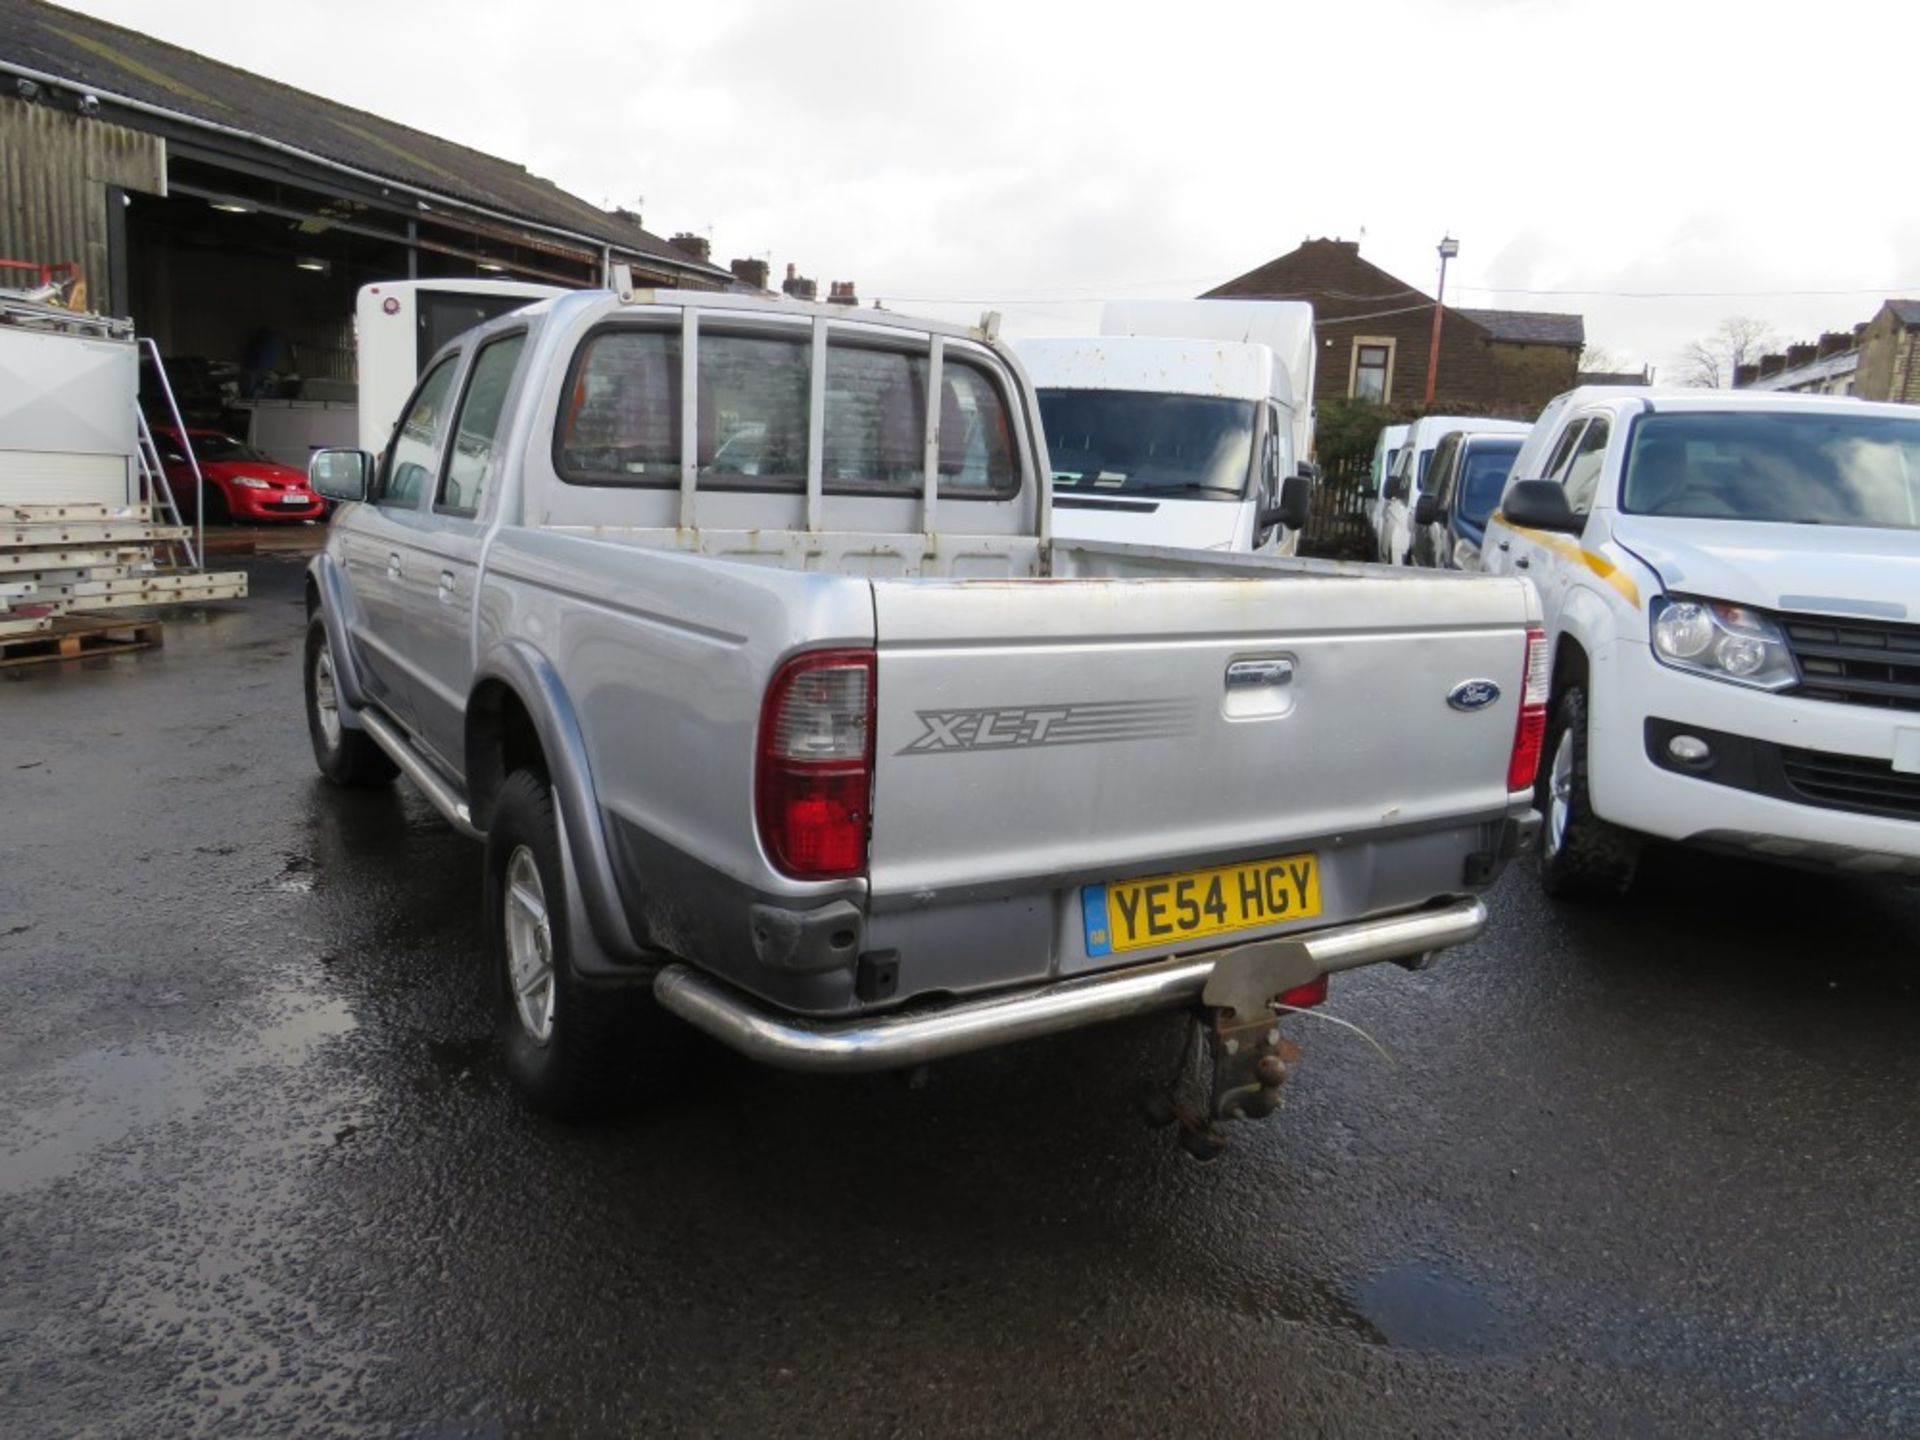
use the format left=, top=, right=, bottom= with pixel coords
left=1226, top=658, right=1295, bottom=689
left=437, top=569, right=456, bottom=600
left=1497, top=540, right=1512, bottom=552
left=1515, top=557, right=1530, bottom=570
left=386, top=553, right=402, bottom=580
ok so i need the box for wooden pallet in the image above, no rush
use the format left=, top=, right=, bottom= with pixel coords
left=0, top=613, right=163, bottom=669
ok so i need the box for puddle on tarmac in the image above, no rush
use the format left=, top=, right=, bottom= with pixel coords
left=0, top=988, right=355, bottom=1197
left=272, top=852, right=317, bottom=893
left=1352, top=1261, right=1524, bottom=1357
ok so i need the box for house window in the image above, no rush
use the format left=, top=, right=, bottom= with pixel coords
left=1350, top=337, right=1395, bottom=403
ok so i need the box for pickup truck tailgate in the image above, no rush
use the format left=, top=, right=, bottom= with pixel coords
left=868, top=573, right=1534, bottom=904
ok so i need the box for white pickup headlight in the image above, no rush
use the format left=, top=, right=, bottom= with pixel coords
left=1650, top=595, right=1797, bottom=691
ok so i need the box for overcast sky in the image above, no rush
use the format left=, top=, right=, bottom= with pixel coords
left=62, top=0, right=1920, bottom=374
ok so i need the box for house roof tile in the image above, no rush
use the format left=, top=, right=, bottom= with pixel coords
left=1455, top=308, right=1585, bottom=347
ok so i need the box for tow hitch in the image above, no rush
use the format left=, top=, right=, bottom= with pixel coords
left=1147, top=938, right=1319, bottom=1161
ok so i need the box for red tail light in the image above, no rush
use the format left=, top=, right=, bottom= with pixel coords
left=1507, top=626, right=1549, bottom=791
left=756, top=648, right=876, bottom=879
left=1278, top=975, right=1328, bottom=1010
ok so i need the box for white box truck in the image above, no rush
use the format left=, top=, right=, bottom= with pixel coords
left=1017, top=300, right=1319, bottom=557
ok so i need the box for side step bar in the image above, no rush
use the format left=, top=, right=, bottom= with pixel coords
left=359, top=708, right=484, bottom=841
left=653, top=897, right=1487, bottom=1074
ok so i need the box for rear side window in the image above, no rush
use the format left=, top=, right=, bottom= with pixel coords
left=558, top=330, right=681, bottom=482
left=437, top=332, right=526, bottom=516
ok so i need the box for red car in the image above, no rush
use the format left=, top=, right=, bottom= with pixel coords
left=153, top=427, right=324, bottom=524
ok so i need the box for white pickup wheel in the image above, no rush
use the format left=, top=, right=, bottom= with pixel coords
left=1536, top=686, right=1640, bottom=900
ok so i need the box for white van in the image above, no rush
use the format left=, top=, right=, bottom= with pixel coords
left=354, top=279, right=562, bottom=452
left=1376, top=414, right=1530, bottom=565
left=1018, top=335, right=1313, bottom=554
left=1366, top=422, right=1410, bottom=540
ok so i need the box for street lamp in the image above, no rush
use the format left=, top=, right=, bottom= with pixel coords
left=1424, top=234, right=1459, bottom=408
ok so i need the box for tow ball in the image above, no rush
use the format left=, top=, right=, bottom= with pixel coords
left=1146, top=939, right=1316, bottom=1161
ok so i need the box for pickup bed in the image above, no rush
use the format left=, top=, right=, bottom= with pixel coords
left=304, top=288, right=1542, bottom=1137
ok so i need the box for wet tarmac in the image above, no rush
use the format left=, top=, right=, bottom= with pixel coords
left=3, top=554, right=1917, bottom=1437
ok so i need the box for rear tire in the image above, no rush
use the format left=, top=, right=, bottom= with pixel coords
left=487, top=768, right=676, bottom=1117
left=1537, top=685, right=1640, bottom=899
left=304, top=615, right=397, bottom=787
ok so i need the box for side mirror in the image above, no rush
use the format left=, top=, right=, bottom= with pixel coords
left=310, top=448, right=373, bottom=502
left=1258, top=474, right=1313, bottom=533
left=1414, top=494, right=1442, bottom=527
left=1499, top=478, right=1583, bottom=534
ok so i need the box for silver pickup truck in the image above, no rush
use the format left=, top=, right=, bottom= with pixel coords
left=305, top=287, right=1542, bottom=1146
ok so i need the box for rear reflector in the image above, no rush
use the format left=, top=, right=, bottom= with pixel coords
left=1278, top=975, right=1328, bottom=1010
left=756, top=649, right=875, bottom=879
left=1508, top=626, right=1549, bottom=791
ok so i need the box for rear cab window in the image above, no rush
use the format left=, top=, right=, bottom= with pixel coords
left=555, top=321, right=1019, bottom=499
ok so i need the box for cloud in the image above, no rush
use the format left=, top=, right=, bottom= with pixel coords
left=50, top=0, right=1920, bottom=373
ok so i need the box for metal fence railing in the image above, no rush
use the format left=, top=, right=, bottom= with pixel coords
left=1301, top=456, right=1375, bottom=561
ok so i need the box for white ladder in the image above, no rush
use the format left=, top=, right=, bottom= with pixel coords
left=133, top=337, right=206, bottom=572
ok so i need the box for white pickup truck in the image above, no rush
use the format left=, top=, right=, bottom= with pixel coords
left=304, top=286, right=1542, bottom=1146
left=1482, top=386, right=1920, bottom=895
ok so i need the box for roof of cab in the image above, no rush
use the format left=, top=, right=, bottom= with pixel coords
left=1551, top=385, right=1920, bottom=421
left=1014, top=335, right=1291, bottom=407
left=567, top=287, right=1012, bottom=347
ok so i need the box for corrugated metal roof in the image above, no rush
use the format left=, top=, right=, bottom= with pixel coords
left=1455, top=308, right=1585, bottom=347
left=0, top=0, right=724, bottom=276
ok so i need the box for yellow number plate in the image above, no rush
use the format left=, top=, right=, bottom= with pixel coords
left=1082, top=852, right=1321, bottom=956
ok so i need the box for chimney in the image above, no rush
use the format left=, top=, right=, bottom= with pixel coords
left=730, top=257, right=770, bottom=291
left=781, top=263, right=818, bottom=301
left=1784, top=342, right=1817, bottom=369
left=1733, top=362, right=1759, bottom=388
left=1757, top=353, right=1788, bottom=378
left=1853, top=321, right=1869, bottom=341
left=1816, top=330, right=1853, bottom=359
left=827, top=280, right=858, bottom=306
left=668, top=232, right=711, bottom=264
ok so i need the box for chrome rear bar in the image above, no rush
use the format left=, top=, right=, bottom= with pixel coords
left=652, top=897, right=1486, bottom=1074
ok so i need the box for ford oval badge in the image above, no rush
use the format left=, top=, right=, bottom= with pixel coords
left=1448, top=679, right=1502, bottom=712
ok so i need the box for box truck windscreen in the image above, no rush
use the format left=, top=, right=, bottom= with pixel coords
left=1038, top=390, right=1256, bottom=498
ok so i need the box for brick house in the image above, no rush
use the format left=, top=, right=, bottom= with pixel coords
left=1732, top=301, right=1920, bottom=402
left=1852, top=300, right=1920, bottom=403
left=1203, top=238, right=1583, bottom=420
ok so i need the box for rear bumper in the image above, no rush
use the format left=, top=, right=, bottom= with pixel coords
left=651, top=896, right=1486, bottom=1074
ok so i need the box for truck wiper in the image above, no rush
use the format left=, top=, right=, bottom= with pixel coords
left=1144, top=483, right=1245, bottom=498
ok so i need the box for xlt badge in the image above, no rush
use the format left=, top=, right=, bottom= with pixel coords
left=898, top=699, right=1197, bottom=755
